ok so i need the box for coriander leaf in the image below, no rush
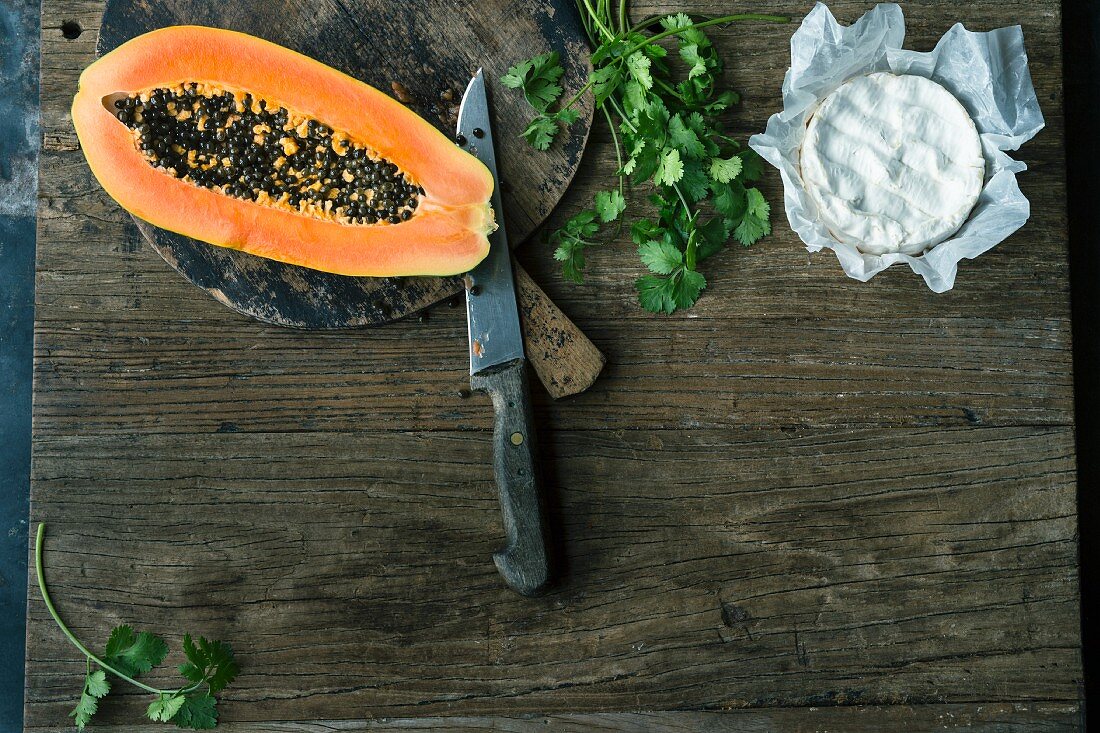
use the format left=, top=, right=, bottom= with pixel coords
left=555, top=108, right=580, bottom=126
left=734, top=214, right=769, bottom=246
left=679, top=43, right=709, bottom=79
left=71, top=690, right=99, bottom=731
left=553, top=237, right=587, bottom=283
left=625, top=52, right=653, bottom=90
left=622, top=79, right=648, bottom=120
left=704, top=90, right=740, bottom=114
left=627, top=139, right=661, bottom=182
left=550, top=209, right=599, bottom=283
left=103, top=625, right=135, bottom=658
left=148, top=693, right=187, bottom=723
left=85, top=669, right=111, bottom=698
left=179, top=660, right=205, bottom=685
left=641, top=41, right=668, bottom=59
left=104, top=625, right=169, bottom=678
left=635, top=98, right=669, bottom=142
left=71, top=669, right=111, bottom=731
left=567, top=209, right=599, bottom=238
left=660, top=12, right=692, bottom=32
left=590, top=39, right=627, bottom=66
left=172, top=693, right=218, bottom=730
left=686, top=113, right=720, bottom=157
left=631, top=218, right=663, bottom=246
left=521, top=116, right=559, bottom=151
left=501, top=52, right=563, bottom=111
left=695, top=217, right=729, bottom=261
left=709, top=156, right=743, bottom=183
left=193, top=636, right=239, bottom=694
left=639, top=240, right=683, bottom=275
left=636, top=274, right=676, bottom=314
left=523, top=64, right=562, bottom=109
left=499, top=59, right=531, bottom=89
left=668, top=115, right=705, bottom=159
left=678, top=160, right=710, bottom=202
left=591, top=65, right=623, bottom=106
left=685, top=111, right=707, bottom=137
left=738, top=149, right=766, bottom=181
left=733, top=190, right=772, bottom=246
left=594, top=190, right=626, bottom=223
left=679, top=25, right=708, bottom=48
left=745, top=187, right=770, bottom=220
left=677, top=77, right=708, bottom=107
left=654, top=148, right=684, bottom=186
left=182, top=632, right=201, bottom=662
left=711, top=181, right=747, bottom=219
left=673, top=268, right=707, bottom=310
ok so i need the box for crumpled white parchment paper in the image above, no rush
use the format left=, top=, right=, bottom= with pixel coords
left=747, top=3, right=1045, bottom=292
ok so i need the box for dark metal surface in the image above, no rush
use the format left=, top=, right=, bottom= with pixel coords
left=1063, top=0, right=1100, bottom=716
left=0, top=0, right=39, bottom=728
left=96, top=0, right=594, bottom=328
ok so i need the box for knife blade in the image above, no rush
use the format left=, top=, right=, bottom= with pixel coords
left=458, top=69, right=550, bottom=596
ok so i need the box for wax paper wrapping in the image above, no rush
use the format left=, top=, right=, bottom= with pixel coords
left=747, top=3, right=1045, bottom=292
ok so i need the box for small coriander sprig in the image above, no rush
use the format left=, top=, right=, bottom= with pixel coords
left=502, top=4, right=788, bottom=313
left=35, top=524, right=239, bottom=730
left=500, top=51, right=581, bottom=150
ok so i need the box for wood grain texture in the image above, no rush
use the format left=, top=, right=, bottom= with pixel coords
left=29, top=0, right=1080, bottom=730
left=97, top=0, right=594, bottom=327
left=515, top=263, right=606, bottom=399
left=19, top=703, right=1088, bottom=732
left=25, top=426, right=1080, bottom=725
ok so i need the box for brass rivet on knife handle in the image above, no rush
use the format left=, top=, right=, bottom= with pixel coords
left=513, top=261, right=606, bottom=399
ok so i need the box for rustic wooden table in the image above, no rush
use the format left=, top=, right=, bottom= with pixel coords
left=25, top=1, right=1082, bottom=730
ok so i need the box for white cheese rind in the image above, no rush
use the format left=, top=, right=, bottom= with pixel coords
left=799, top=73, right=985, bottom=256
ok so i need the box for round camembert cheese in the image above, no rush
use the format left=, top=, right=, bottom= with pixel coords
left=800, top=72, right=985, bottom=256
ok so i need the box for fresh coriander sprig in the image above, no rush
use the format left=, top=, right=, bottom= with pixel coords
left=502, top=4, right=788, bottom=313
left=35, top=523, right=239, bottom=730
left=500, top=51, right=581, bottom=150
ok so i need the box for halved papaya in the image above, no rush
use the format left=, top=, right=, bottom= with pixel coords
left=72, top=26, right=495, bottom=277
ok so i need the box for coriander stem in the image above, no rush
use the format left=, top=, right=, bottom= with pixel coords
left=618, top=0, right=628, bottom=34
left=607, top=97, right=636, bottom=133
left=601, top=105, right=625, bottom=200
left=653, top=77, right=684, bottom=101
left=580, top=0, right=617, bottom=41
left=630, top=12, right=790, bottom=35
left=35, top=523, right=178, bottom=697
left=625, top=14, right=789, bottom=55
left=608, top=89, right=695, bottom=228
left=672, top=182, right=692, bottom=213
left=576, top=2, right=597, bottom=45
left=560, top=77, right=596, bottom=113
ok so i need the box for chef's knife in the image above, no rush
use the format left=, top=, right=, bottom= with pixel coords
left=458, top=69, right=550, bottom=597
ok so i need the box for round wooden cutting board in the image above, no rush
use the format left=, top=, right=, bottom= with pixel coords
left=96, top=0, right=594, bottom=328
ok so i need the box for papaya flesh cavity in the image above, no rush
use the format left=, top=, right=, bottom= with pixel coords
left=72, top=26, right=495, bottom=277
left=110, top=84, right=425, bottom=226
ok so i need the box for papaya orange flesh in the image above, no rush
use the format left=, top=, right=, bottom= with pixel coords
left=72, top=26, right=495, bottom=277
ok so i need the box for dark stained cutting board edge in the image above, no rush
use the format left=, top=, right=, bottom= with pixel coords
left=96, top=0, right=594, bottom=328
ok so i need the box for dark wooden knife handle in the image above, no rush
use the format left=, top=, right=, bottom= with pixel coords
left=470, top=359, right=550, bottom=596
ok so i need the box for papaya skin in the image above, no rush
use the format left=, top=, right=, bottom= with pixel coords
left=72, top=26, right=495, bottom=277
